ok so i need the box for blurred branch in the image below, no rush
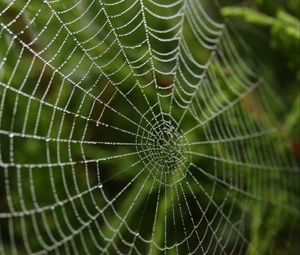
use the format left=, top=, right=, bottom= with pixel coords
left=222, top=7, right=275, bottom=26
left=222, top=7, right=300, bottom=81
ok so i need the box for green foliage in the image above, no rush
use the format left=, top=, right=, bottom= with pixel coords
left=222, top=7, right=300, bottom=80
left=271, top=11, right=300, bottom=81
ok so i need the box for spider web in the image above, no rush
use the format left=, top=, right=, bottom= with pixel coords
left=0, top=0, right=299, bottom=254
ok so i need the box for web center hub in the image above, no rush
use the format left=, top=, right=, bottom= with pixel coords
left=135, top=112, right=191, bottom=185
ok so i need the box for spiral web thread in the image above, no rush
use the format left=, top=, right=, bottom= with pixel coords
left=0, top=0, right=299, bottom=254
